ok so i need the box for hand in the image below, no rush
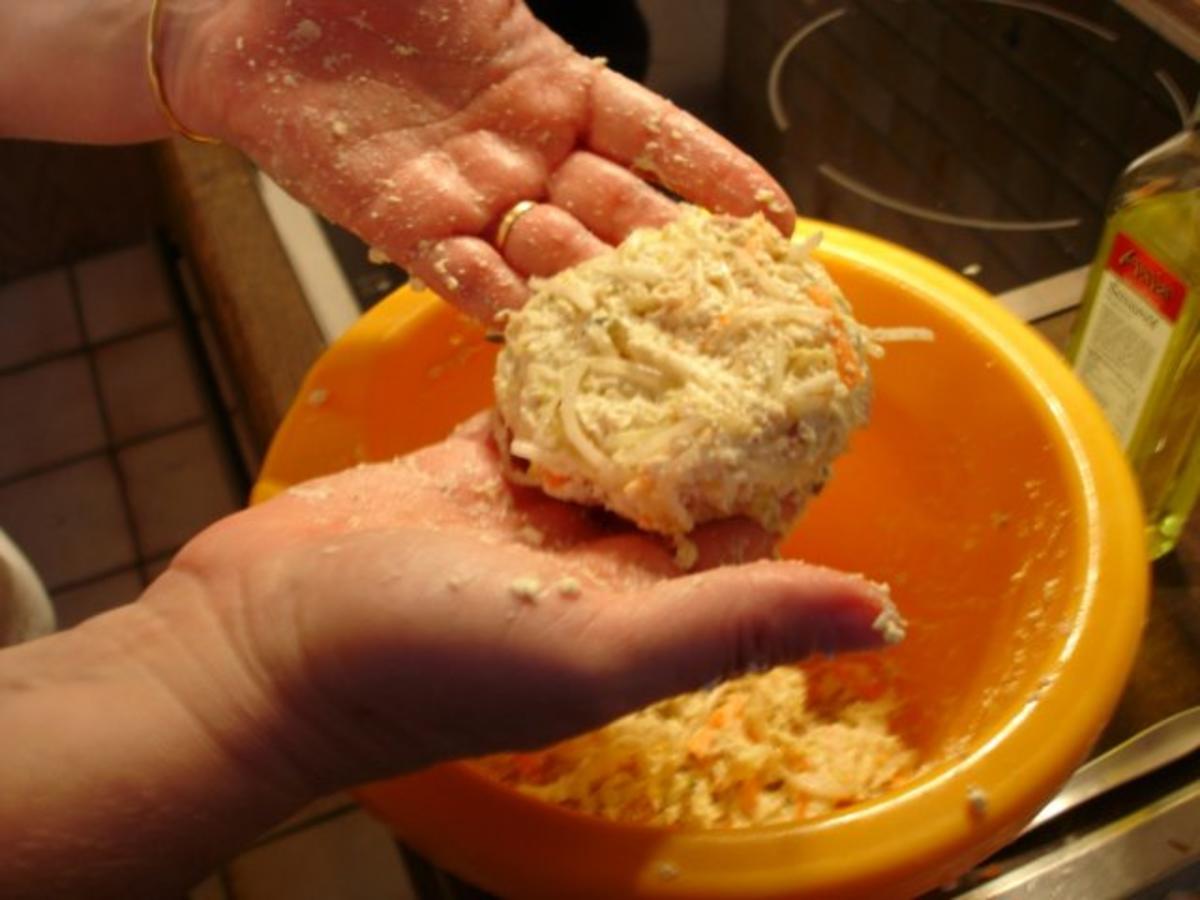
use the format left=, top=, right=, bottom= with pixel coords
left=162, top=0, right=796, bottom=321
left=153, top=415, right=896, bottom=791
left=0, top=416, right=895, bottom=900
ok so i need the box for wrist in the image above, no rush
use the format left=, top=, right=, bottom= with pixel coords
left=161, top=525, right=448, bottom=792
left=0, top=0, right=173, bottom=143
left=0, top=590, right=312, bottom=898
left=152, top=0, right=229, bottom=141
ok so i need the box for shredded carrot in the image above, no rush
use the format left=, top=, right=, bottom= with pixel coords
left=687, top=728, right=716, bottom=759
left=623, top=474, right=651, bottom=497
left=792, top=795, right=809, bottom=821
left=508, top=752, right=552, bottom=782
left=737, top=775, right=761, bottom=817
left=618, top=794, right=655, bottom=823
left=783, top=748, right=810, bottom=771
left=807, top=284, right=835, bottom=309
left=808, top=285, right=864, bottom=388
left=542, top=470, right=570, bottom=488
left=714, top=695, right=746, bottom=727
left=688, top=695, right=747, bottom=759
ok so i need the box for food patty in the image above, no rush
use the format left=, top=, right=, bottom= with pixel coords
left=493, top=206, right=925, bottom=562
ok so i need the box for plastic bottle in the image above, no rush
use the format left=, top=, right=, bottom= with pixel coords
left=1067, top=103, right=1200, bottom=559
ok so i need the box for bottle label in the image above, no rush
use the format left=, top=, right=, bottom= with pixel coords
left=1073, top=233, right=1188, bottom=448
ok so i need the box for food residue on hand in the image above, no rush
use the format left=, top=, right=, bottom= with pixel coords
left=508, top=576, right=543, bottom=603
left=289, top=18, right=323, bottom=47
left=551, top=576, right=581, bottom=598
left=872, top=596, right=907, bottom=645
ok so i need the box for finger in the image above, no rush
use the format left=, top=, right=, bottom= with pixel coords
left=603, top=561, right=902, bottom=710
left=689, top=518, right=781, bottom=569
left=333, top=135, right=541, bottom=269
left=547, top=151, right=679, bottom=244
left=587, top=69, right=796, bottom=234
left=448, top=410, right=496, bottom=443
left=496, top=203, right=608, bottom=277
left=341, top=145, right=491, bottom=253
left=406, top=236, right=528, bottom=323
left=440, top=129, right=549, bottom=218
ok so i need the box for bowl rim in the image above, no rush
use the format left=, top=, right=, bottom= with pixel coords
left=258, top=221, right=1148, bottom=899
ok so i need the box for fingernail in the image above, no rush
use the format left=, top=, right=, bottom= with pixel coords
left=816, top=581, right=905, bottom=653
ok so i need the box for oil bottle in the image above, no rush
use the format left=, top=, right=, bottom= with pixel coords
left=1067, top=101, right=1200, bottom=558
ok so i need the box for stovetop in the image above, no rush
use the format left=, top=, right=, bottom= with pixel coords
left=726, top=0, right=1200, bottom=296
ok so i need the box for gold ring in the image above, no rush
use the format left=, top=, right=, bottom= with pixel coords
left=495, top=200, right=538, bottom=251
left=146, top=0, right=220, bottom=144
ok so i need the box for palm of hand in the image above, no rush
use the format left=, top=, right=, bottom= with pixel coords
left=171, top=0, right=794, bottom=319
left=170, top=417, right=887, bottom=785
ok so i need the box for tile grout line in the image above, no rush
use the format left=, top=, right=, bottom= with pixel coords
left=0, top=415, right=211, bottom=491
left=154, top=234, right=254, bottom=500
left=63, top=264, right=152, bottom=585
left=49, top=562, right=146, bottom=598
left=245, top=801, right=361, bottom=851
left=0, top=319, right=179, bottom=380
left=139, top=548, right=180, bottom=576
left=217, top=866, right=235, bottom=900
left=51, top=550, right=180, bottom=598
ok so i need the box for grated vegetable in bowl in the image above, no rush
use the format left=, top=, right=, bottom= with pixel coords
left=480, top=665, right=917, bottom=828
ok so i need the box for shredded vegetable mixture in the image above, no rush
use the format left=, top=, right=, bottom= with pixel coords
left=493, top=206, right=930, bottom=560
left=481, top=665, right=916, bottom=828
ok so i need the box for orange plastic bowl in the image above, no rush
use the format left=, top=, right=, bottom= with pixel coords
left=253, top=222, right=1147, bottom=899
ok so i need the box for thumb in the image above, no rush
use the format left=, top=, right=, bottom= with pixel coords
left=604, top=560, right=903, bottom=712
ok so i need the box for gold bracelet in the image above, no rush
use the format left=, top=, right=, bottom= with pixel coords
left=146, top=0, right=220, bottom=143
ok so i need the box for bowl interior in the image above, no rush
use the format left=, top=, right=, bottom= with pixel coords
left=780, top=256, right=1083, bottom=762
left=255, top=223, right=1145, bottom=898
